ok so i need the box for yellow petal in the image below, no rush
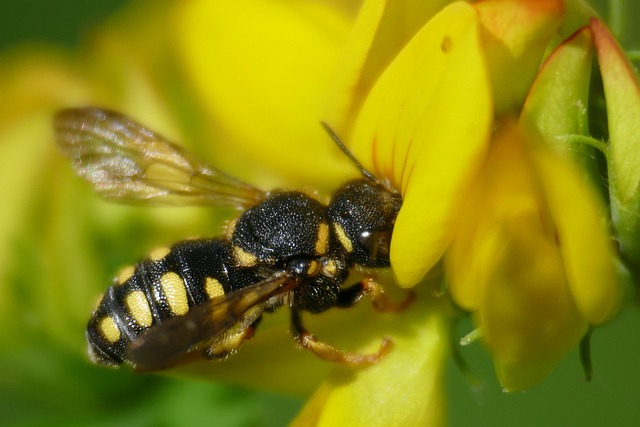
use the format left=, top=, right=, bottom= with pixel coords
left=532, top=142, right=620, bottom=324
left=446, top=124, right=540, bottom=310
left=0, top=49, right=85, bottom=131
left=83, top=3, right=189, bottom=149
left=351, top=1, right=492, bottom=287
left=475, top=0, right=564, bottom=113
left=0, top=51, right=87, bottom=310
left=174, top=0, right=354, bottom=187
left=292, top=287, right=448, bottom=426
left=0, top=115, right=62, bottom=317
left=326, top=0, right=456, bottom=135
left=520, top=21, right=620, bottom=324
left=447, top=124, right=614, bottom=390
left=482, top=210, right=587, bottom=391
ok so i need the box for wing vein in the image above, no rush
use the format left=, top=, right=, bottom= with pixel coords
left=54, top=107, right=266, bottom=208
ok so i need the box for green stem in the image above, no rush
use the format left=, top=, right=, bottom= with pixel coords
left=459, top=327, right=482, bottom=346
left=608, top=0, right=624, bottom=39
left=627, top=50, right=640, bottom=61
left=450, top=319, right=480, bottom=387
left=579, top=328, right=594, bottom=382
left=557, top=134, right=609, bottom=157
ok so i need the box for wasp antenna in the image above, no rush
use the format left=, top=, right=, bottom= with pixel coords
left=320, top=122, right=378, bottom=182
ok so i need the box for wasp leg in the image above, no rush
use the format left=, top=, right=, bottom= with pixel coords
left=203, top=307, right=263, bottom=359
left=336, top=277, right=415, bottom=312
left=291, top=309, right=391, bottom=366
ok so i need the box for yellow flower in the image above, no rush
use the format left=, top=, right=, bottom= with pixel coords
left=445, top=122, right=619, bottom=391
left=3, top=0, right=638, bottom=425
left=350, top=1, right=492, bottom=288
left=444, top=1, right=624, bottom=391
left=175, top=1, right=458, bottom=423
left=352, top=0, right=571, bottom=289
left=5, top=0, right=458, bottom=425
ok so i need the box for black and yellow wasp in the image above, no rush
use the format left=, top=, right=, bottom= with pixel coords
left=54, top=107, right=410, bottom=371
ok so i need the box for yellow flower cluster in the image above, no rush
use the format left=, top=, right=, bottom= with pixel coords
left=2, top=0, right=638, bottom=425
left=141, top=0, right=635, bottom=415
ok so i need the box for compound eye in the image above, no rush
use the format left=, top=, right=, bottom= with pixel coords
left=358, top=230, right=393, bottom=263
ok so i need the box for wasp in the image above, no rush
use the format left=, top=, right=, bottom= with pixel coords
left=54, top=107, right=411, bottom=371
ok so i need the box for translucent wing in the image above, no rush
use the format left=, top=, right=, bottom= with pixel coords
left=127, top=272, right=297, bottom=371
left=54, top=107, right=265, bottom=208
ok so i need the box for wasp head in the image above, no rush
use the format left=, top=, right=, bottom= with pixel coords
left=327, top=179, right=402, bottom=268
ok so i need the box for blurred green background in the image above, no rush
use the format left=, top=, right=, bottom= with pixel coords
left=1, top=1, right=639, bottom=426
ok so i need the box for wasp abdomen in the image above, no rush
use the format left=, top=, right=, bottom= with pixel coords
left=86, top=237, right=263, bottom=366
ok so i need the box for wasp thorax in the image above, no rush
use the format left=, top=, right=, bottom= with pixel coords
left=231, top=192, right=328, bottom=266
left=327, top=179, right=402, bottom=268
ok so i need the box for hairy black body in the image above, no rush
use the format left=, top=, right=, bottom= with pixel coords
left=55, top=107, right=407, bottom=371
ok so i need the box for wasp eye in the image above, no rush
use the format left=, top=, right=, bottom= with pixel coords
left=358, top=231, right=373, bottom=247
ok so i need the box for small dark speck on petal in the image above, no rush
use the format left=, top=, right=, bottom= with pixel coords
left=441, top=36, right=452, bottom=52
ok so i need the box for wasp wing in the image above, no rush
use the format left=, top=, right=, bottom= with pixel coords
left=126, top=272, right=297, bottom=371
left=54, top=107, right=265, bottom=208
